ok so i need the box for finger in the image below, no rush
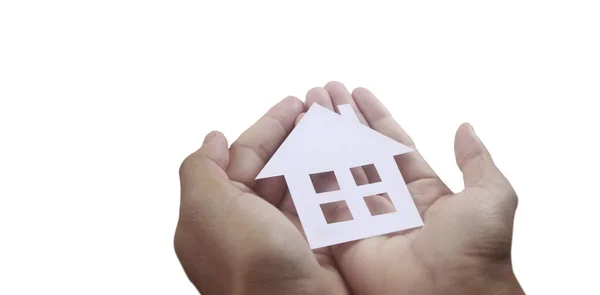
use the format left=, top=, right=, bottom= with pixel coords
left=305, top=87, right=334, bottom=110
left=294, top=113, right=305, bottom=127
left=324, top=81, right=368, bottom=125
left=352, top=87, right=450, bottom=193
left=179, top=131, right=229, bottom=183
left=454, top=123, right=509, bottom=189
left=228, top=96, right=304, bottom=204
left=454, top=123, right=518, bottom=215
left=179, top=131, right=233, bottom=200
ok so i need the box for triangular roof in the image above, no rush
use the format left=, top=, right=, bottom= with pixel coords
left=256, top=103, right=413, bottom=179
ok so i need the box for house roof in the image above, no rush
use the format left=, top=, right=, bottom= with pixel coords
left=256, top=103, right=413, bottom=179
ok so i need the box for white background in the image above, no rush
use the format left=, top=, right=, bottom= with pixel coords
left=1, top=1, right=599, bottom=294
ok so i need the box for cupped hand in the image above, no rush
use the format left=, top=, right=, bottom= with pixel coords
left=175, top=82, right=525, bottom=295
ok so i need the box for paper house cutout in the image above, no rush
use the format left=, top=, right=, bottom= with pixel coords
left=256, top=103, right=424, bottom=249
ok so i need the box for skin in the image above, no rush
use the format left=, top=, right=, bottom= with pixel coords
left=175, top=82, right=526, bottom=295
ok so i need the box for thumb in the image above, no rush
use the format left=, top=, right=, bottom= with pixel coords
left=454, top=123, right=505, bottom=189
left=179, top=130, right=230, bottom=187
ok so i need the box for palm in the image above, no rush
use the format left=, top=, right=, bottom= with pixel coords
left=249, top=160, right=515, bottom=295
left=265, top=167, right=467, bottom=294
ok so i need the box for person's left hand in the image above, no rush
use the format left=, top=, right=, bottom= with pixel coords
left=175, top=96, right=350, bottom=295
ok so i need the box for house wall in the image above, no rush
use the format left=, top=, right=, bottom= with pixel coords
left=282, top=157, right=423, bottom=249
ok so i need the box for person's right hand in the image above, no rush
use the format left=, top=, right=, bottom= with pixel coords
left=175, top=82, right=525, bottom=295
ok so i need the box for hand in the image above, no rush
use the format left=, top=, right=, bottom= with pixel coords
left=175, top=95, right=346, bottom=294
left=175, top=82, right=525, bottom=295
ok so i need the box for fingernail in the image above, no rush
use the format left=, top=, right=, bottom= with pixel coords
left=466, top=123, right=482, bottom=144
left=467, top=123, right=476, bottom=135
left=203, top=131, right=217, bottom=145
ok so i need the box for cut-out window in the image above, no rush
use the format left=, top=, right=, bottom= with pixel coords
left=350, top=163, right=382, bottom=186
left=363, top=193, right=396, bottom=216
left=310, top=171, right=340, bottom=193
left=320, top=201, right=353, bottom=224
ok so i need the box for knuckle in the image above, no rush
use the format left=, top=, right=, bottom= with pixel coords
left=232, top=141, right=271, bottom=164
left=499, top=178, right=518, bottom=208
left=487, top=180, right=519, bottom=214
left=179, top=152, right=202, bottom=177
left=459, top=149, right=485, bottom=172
left=179, top=154, right=193, bottom=177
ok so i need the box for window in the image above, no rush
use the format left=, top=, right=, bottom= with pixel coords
left=310, top=165, right=397, bottom=224
left=320, top=200, right=353, bottom=224
left=310, top=171, right=340, bottom=193
left=363, top=193, right=397, bottom=216
left=350, top=163, right=381, bottom=186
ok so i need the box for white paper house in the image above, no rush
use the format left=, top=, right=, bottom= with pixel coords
left=256, top=103, right=423, bottom=249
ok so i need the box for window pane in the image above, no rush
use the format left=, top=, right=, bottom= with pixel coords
left=363, top=193, right=396, bottom=216
left=350, top=163, right=381, bottom=186
left=310, top=171, right=340, bottom=193
left=320, top=200, right=353, bottom=223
